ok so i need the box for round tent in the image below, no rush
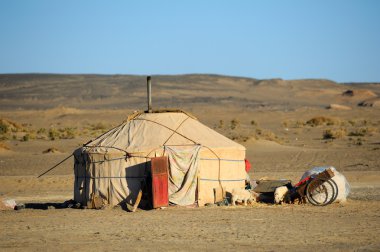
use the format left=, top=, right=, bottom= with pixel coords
left=73, top=110, right=246, bottom=208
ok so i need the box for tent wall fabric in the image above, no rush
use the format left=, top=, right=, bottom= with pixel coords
left=166, top=145, right=201, bottom=206
left=73, top=111, right=246, bottom=207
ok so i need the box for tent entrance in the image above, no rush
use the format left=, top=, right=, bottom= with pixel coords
left=164, top=145, right=201, bottom=206
left=151, top=156, right=169, bottom=208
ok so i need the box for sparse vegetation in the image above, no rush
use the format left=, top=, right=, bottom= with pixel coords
left=348, top=127, right=377, bottom=137
left=0, top=122, right=9, bottom=134
left=90, top=122, right=108, bottom=131
left=48, top=127, right=77, bottom=140
left=22, top=134, right=30, bottom=141
left=0, top=141, right=10, bottom=150
left=230, top=119, right=240, bottom=130
left=48, top=128, right=60, bottom=140
left=282, top=120, right=289, bottom=128
left=354, top=138, right=364, bottom=146
left=255, top=128, right=279, bottom=142
left=228, top=133, right=250, bottom=142
left=59, top=127, right=76, bottom=139
left=307, top=116, right=339, bottom=127
left=37, top=128, right=47, bottom=134
left=348, top=128, right=367, bottom=137
left=0, top=118, right=23, bottom=134
left=0, top=135, right=9, bottom=141
left=348, top=120, right=356, bottom=126
left=348, top=137, right=364, bottom=146
left=218, top=120, right=224, bottom=129
left=42, top=147, right=61, bottom=154
left=323, top=130, right=334, bottom=140
left=250, top=120, right=257, bottom=127
left=323, top=128, right=347, bottom=140
left=295, top=120, right=305, bottom=128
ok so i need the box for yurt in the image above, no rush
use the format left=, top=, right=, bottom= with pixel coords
left=73, top=110, right=246, bottom=208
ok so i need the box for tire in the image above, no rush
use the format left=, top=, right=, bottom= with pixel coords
left=329, top=179, right=339, bottom=203
left=306, top=178, right=338, bottom=206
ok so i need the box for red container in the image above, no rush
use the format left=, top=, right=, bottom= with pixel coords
left=151, top=156, right=169, bottom=208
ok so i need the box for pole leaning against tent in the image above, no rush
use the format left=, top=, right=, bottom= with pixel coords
left=37, top=154, right=73, bottom=178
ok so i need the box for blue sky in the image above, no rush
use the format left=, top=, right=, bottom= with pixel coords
left=0, top=1, right=379, bottom=82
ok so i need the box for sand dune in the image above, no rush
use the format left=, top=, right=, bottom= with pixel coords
left=327, top=104, right=352, bottom=110
left=359, top=97, right=380, bottom=108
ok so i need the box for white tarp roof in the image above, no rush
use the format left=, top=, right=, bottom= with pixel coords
left=85, top=111, right=246, bottom=154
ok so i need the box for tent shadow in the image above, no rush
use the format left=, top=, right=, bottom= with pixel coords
left=17, top=201, right=74, bottom=210
left=119, top=161, right=152, bottom=211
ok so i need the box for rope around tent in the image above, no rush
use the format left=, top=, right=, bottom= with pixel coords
left=36, top=112, right=229, bottom=201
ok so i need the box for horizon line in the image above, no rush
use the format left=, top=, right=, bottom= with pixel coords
left=0, top=72, right=379, bottom=84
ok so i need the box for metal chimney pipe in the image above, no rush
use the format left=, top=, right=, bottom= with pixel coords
left=147, top=76, right=152, bottom=113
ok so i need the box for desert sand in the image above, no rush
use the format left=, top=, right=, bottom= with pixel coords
left=0, top=74, right=379, bottom=251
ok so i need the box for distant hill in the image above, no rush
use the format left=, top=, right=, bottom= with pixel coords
left=0, top=74, right=379, bottom=110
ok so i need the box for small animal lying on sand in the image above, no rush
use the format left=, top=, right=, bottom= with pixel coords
left=231, top=188, right=259, bottom=206
left=274, top=186, right=290, bottom=204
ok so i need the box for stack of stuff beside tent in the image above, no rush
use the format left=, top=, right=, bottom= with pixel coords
left=251, top=166, right=350, bottom=206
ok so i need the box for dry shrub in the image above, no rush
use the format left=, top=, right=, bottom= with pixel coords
left=48, top=128, right=59, bottom=140
left=48, top=127, right=76, bottom=140
left=356, top=119, right=375, bottom=127
left=349, top=127, right=377, bottom=137
left=91, top=122, right=108, bottom=131
left=42, top=147, right=61, bottom=154
left=60, top=127, right=76, bottom=139
left=294, top=120, right=305, bottom=128
left=230, top=119, right=240, bottom=130
left=307, top=116, right=339, bottom=127
left=256, top=128, right=279, bottom=142
left=229, top=133, right=250, bottom=142
left=22, top=134, right=30, bottom=142
left=218, top=120, right=224, bottom=129
left=0, top=135, right=10, bottom=141
left=37, top=128, right=47, bottom=134
left=282, top=120, right=305, bottom=128
left=282, top=120, right=289, bottom=128
left=81, top=129, right=89, bottom=136
left=86, top=122, right=109, bottom=134
left=349, top=137, right=364, bottom=146
left=354, top=138, right=363, bottom=146
left=367, top=127, right=379, bottom=135
left=0, top=122, right=7, bottom=134
left=0, top=141, right=10, bottom=150
left=323, top=128, right=347, bottom=140
left=0, top=118, right=23, bottom=134
left=348, top=128, right=367, bottom=137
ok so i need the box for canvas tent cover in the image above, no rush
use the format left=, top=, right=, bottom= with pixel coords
left=73, top=111, right=246, bottom=207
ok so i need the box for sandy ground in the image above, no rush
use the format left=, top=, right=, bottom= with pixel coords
left=0, top=172, right=379, bottom=251
left=1, top=74, right=380, bottom=251
left=1, top=201, right=379, bottom=251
